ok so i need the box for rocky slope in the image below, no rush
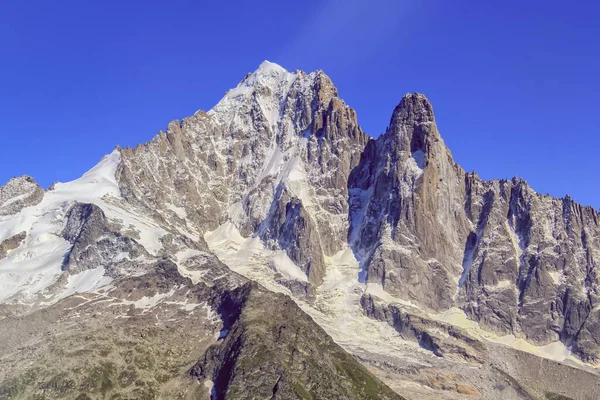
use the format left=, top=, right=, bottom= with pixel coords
left=1, top=61, right=599, bottom=399
left=192, top=281, right=403, bottom=400
left=0, top=261, right=401, bottom=400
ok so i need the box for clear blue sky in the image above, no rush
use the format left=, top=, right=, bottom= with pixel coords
left=1, top=1, right=599, bottom=209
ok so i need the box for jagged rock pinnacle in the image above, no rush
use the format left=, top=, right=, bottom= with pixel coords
left=390, top=92, right=435, bottom=127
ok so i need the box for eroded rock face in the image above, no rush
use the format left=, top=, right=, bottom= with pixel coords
left=349, top=93, right=467, bottom=310
left=458, top=179, right=600, bottom=363
left=2, top=62, right=600, bottom=398
left=0, top=176, right=44, bottom=216
left=113, top=73, right=600, bottom=362
left=361, top=294, right=487, bottom=363
left=261, top=186, right=326, bottom=285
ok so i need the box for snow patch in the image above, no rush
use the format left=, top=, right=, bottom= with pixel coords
left=208, top=60, right=298, bottom=128
left=203, top=379, right=216, bottom=400
left=0, top=149, right=167, bottom=305
left=110, top=288, right=177, bottom=310
left=205, top=222, right=309, bottom=284
left=430, top=307, right=584, bottom=365
left=61, top=267, right=113, bottom=299
left=166, top=203, right=187, bottom=219
left=487, top=279, right=512, bottom=290
left=548, top=271, right=564, bottom=286
left=365, top=282, right=418, bottom=308
left=270, top=251, right=308, bottom=282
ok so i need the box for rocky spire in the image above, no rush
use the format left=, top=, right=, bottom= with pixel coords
left=348, top=92, right=466, bottom=311
left=349, top=90, right=600, bottom=363
left=388, top=93, right=436, bottom=146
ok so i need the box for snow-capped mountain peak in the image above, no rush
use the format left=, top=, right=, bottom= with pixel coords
left=2, top=63, right=600, bottom=399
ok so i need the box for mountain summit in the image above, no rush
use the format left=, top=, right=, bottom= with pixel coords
left=1, top=62, right=599, bottom=399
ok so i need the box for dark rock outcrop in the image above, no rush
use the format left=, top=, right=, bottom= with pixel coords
left=61, top=202, right=148, bottom=275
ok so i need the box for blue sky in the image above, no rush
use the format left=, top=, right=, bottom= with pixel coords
left=1, top=0, right=599, bottom=208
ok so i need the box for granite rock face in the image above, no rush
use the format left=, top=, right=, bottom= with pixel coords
left=0, top=176, right=44, bottom=216
left=349, top=93, right=468, bottom=310
left=192, top=282, right=404, bottom=400
left=2, top=62, right=600, bottom=399
left=361, top=294, right=487, bottom=363
left=114, top=70, right=600, bottom=362
left=349, top=93, right=600, bottom=362
left=458, top=179, right=600, bottom=363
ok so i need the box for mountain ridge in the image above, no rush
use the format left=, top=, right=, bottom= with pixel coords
left=1, top=61, right=599, bottom=399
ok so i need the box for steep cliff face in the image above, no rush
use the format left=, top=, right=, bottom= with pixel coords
left=458, top=177, right=600, bottom=362
left=115, top=72, right=600, bottom=362
left=349, top=93, right=600, bottom=362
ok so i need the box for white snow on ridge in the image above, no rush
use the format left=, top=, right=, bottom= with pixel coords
left=0, top=150, right=164, bottom=305
left=50, top=149, right=122, bottom=201
left=208, top=60, right=298, bottom=128
left=59, top=267, right=113, bottom=300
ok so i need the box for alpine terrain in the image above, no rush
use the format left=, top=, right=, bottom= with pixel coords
left=1, top=61, right=599, bottom=400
